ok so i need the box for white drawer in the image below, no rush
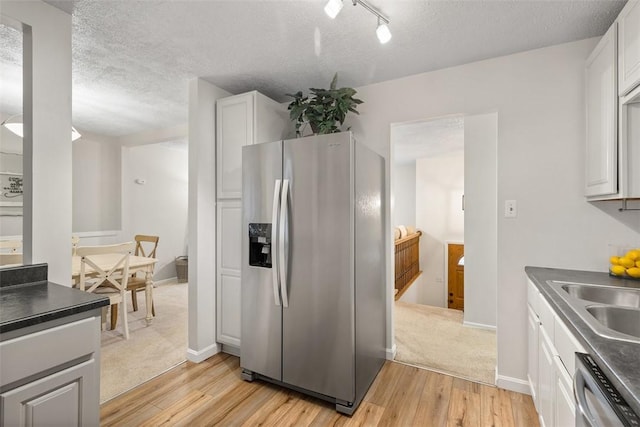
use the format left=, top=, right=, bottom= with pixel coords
left=554, top=315, right=586, bottom=378
left=0, top=316, right=100, bottom=387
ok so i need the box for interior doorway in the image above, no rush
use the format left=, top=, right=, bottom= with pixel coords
left=390, top=114, right=497, bottom=385
left=447, top=243, right=464, bottom=310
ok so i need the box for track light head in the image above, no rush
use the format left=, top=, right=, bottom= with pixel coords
left=376, top=19, right=392, bottom=44
left=324, top=0, right=343, bottom=19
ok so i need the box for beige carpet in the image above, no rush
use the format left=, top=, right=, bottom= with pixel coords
left=394, top=301, right=496, bottom=385
left=100, top=281, right=188, bottom=403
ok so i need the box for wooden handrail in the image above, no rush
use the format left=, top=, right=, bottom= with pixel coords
left=394, top=231, right=422, bottom=300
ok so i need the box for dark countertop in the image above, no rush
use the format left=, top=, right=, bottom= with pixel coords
left=0, top=264, right=109, bottom=334
left=525, top=266, right=640, bottom=416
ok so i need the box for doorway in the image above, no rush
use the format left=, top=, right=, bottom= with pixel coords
left=72, top=139, right=189, bottom=402
left=391, top=114, right=497, bottom=385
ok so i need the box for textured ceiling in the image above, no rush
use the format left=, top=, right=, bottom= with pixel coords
left=1, top=0, right=627, bottom=138
left=393, top=115, right=464, bottom=165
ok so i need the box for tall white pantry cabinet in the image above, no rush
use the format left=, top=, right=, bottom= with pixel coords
left=215, top=91, right=289, bottom=349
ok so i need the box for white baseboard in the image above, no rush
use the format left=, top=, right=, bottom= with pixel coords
left=386, top=344, right=397, bottom=360
left=186, top=343, right=220, bottom=363
left=496, top=374, right=531, bottom=394
left=462, top=320, right=497, bottom=331
left=221, top=344, right=240, bottom=357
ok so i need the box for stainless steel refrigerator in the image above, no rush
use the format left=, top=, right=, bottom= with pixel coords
left=240, top=132, right=386, bottom=415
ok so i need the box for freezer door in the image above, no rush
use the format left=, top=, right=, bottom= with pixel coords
left=241, top=140, right=283, bottom=381
left=282, top=133, right=355, bottom=403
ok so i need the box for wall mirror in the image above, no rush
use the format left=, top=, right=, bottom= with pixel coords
left=0, top=20, right=25, bottom=266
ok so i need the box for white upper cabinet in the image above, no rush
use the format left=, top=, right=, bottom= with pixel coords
left=618, top=0, right=640, bottom=96
left=216, top=91, right=289, bottom=199
left=585, top=24, right=618, bottom=198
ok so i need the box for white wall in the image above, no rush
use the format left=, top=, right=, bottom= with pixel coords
left=72, top=136, right=121, bottom=233
left=344, top=38, right=640, bottom=390
left=392, top=162, right=416, bottom=228
left=413, top=151, right=464, bottom=307
left=2, top=1, right=73, bottom=284
left=188, top=78, right=231, bottom=362
left=121, top=141, right=188, bottom=281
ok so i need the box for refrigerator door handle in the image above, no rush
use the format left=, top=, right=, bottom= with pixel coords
left=271, top=179, right=282, bottom=306
left=279, top=179, right=290, bottom=308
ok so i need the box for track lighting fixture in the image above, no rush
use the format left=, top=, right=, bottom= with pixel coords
left=324, top=0, right=343, bottom=19
left=376, top=17, right=392, bottom=44
left=323, top=0, right=391, bottom=44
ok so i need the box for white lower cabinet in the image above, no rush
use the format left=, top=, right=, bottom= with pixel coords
left=0, top=316, right=101, bottom=427
left=1, top=359, right=95, bottom=427
left=216, top=201, right=242, bottom=348
left=554, top=355, right=576, bottom=427
left=527, top=278, right=585, bottom=427
left=538, top=327, right=555, bottom=427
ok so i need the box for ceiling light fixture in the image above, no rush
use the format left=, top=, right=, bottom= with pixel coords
left=376, top=17, right=392, bottom=44
left=325, top=0, right=391, bottom=44
left=1, top=114, right=82, bottom=141
left=324, top=0, right=344, bottom=19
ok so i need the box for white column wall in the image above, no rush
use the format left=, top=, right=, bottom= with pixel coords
left=2, top=0, right=72, bottom=285
left=187, top=78, right=230, bottom=362
left=463, top=113, right=498, bottom=329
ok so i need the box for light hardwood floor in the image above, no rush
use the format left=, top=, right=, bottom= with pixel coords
left=101, top=353, right=539, bottom=426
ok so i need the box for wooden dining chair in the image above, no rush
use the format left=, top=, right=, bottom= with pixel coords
left=71, top=235, right=80, bottom=255
left=128, top=235, right=159, bottom=315
left=0, top=240, right=21, bottom=253
left=77, top=242, right=135, bottom=339
left=0, top=253, right=22, bottom=266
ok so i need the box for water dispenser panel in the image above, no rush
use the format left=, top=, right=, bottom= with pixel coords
left=249, top=223, right=272, bottom=268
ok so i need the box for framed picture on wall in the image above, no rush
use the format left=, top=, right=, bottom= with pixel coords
left=0, top=172, right=23, bottom=215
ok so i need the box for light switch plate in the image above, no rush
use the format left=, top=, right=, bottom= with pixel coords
left=505, top=200, right=517, bottom=218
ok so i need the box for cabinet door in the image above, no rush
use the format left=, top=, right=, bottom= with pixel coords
left=554, top=356, right=576, bottom=427
left=527, top=305, right=540, bottom=409
left=217, top=93, right=255, bottom=199
left=537, top=327, right=555, bottom=427
left=618, top=0, right=640, bottom=96
left=216, top=200, right=242, bottom=347
left=585, top=24, right=618, bottom=197
left=1, top=359, right=97, bottom=427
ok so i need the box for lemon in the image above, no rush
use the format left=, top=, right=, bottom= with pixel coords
left=626, top=267, right=640, bottom=278
left=636, top=260, right=640, bottom=268
left=618, top=257, right=635, bottom=268
left=610, top=256, right=620, bottom=265
left=625, top=250, right=640, bottom=261
left=610, top=265, right=627, bottom=276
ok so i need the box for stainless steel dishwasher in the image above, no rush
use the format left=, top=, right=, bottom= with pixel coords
left=574, top=353, right=640, bottom=427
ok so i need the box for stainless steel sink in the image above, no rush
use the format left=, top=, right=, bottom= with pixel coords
left=547, top=280, right=640, bottom=344
left=561, top=283, right=640, bottom=309
left=586, top=306, right=640, bottom=339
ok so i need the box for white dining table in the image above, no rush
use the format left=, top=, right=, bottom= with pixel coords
left=71, top=254, right=158, bottom=325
